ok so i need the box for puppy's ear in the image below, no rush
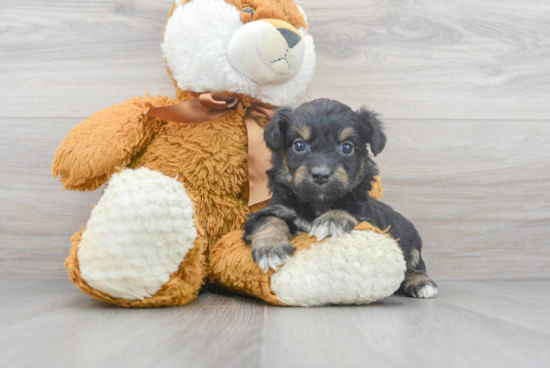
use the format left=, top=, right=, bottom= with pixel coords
left=357, top=106, right=386, bottom=156
left=264, top=106, right=293, bottom=154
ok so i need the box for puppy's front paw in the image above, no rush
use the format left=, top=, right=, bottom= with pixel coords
left=250, top=217, right=295, bottom=273
left=309, top=210, right=357, bottom=241
left=252, top=241, right=294, bottom=273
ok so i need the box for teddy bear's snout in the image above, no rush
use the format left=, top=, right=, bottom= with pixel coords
left=227, top=19, right=305, bottom=85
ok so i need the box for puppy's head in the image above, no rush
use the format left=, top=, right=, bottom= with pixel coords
left=265, top=98, right=386, bottom=204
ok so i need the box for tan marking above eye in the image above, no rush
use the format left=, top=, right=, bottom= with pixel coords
left=338, top=127, right=356, bottom=142
left=295, top=124, right=310, bottom=141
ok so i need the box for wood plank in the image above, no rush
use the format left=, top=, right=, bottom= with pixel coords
left=1, top=118, right=549, bottom=280
left=0, top=118, right=102, bottom=278
left=1, top=0, right=549, bottom=279
left=0, top=0, right=174, bottom=118
left=304, top=0, right=550, bottom=119
left=376, top=119, right=550, bottom=281
left=438, top=281, right=550, bottom=335
left=0, top=278, right=265, bottom=368
left=2, top=279, right=550, bottom=368
left=0, top=0, right=549, bottom=119
left=261, top=281, right=550, bottom=368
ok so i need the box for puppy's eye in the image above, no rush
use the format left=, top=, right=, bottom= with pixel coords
left=242, top=7, right=255, bottom=16
left=340, top=142, right=355, bottom=155
left=293, top=139, right=306, bottom=153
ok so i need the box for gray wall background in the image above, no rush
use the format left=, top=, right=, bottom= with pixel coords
left=1, top=0, right=549, bottom=280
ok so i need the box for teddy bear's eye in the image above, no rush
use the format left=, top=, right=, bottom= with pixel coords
left=242, top=7, right=255, bottom=16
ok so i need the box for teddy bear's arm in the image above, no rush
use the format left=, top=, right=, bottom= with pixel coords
left=52, top=95, right=175, bottom=191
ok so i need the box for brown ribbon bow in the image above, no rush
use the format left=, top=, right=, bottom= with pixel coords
left=144, top=93, right=278, bottom=206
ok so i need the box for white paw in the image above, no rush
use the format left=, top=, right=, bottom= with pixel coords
left=257, top=252, right=291, bottom=273
left=415, top=284, right=438, bottom=298
left=78, top=168, right=197, bottom=300
left=309, top=211, right=356, bottom=241
left=309, top=221, right=346, bottom=241
left=252, top=241, right=294, bottom=273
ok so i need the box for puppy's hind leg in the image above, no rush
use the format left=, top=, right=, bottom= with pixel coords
left=399, top=252, right=438, bottom=298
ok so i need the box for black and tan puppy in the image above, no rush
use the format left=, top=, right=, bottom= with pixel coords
left=243, top=98, right=438, bottom=298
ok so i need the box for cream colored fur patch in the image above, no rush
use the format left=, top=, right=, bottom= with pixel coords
left=270, top=230, right=406, bottom=306
left=78, top=168, right=198, bottom=301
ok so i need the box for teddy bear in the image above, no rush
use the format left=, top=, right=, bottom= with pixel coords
left=52, top=0, right=404, bottom=307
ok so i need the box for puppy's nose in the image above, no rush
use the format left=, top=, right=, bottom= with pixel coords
left=277, top=28, right=301, bottom=48
left=311, top=167, right=332, bottom=185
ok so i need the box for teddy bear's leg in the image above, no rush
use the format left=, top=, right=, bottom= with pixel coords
left=209, top=222, right=406, bottom=307
left=65, top=167, right=207, bottom=307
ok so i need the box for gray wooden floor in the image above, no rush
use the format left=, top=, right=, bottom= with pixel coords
left=1, top=278, right=549, bottom=368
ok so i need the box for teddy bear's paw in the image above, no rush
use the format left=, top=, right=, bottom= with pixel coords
left=77, top=168, right=198, bottom=301
left=270, top=229, right=406, bottom=307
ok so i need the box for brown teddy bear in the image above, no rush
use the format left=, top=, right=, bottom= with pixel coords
left=52, top=0, right=400, bottom=308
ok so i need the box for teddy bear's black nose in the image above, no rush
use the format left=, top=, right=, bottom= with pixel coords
left=277, top=28, right=301, bottom=49
left=311, top=167, right=332, bottom=184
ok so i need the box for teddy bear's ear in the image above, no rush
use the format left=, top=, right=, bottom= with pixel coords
left=296, top=5, right=309, bottom=27
left=356, top=106, right=386, bottom=156
left=264, top=106, right=294, bottom=154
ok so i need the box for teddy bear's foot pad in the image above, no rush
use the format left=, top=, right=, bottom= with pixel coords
left=271, top=229, right=406, bottom=306
left=77, top=168, right=198, bottom=301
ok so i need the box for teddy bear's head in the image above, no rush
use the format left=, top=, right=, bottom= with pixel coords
left=162, top=0, right=315, bottom=106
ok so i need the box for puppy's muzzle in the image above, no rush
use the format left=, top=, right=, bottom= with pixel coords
left=311, top=167, right=332, bottom=185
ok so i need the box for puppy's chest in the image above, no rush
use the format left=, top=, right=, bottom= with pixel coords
left=294, top=203, right=334, bottom=222
left=294, top=199, right=366, bottom=223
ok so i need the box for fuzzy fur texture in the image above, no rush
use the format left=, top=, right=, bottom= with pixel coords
left=55, top=88, right=270, bottom=307
left=209, top=230, right=285, bottom=306
left=163, top=0, right=315, bottom=105
left=78, top=168, right=198, bottom=300
left=53, top=91, right=267, bottom=252
left=53, top=0, right=388, bottom=307
left=243, top=98, right=436, bottom=298
left=52, top=95, right=174, bottom=191
left=271, top=226, right=405, bottom=307
left=210, top=222, right=404, bottom=306
left=67, top=227, right=207, bottom=308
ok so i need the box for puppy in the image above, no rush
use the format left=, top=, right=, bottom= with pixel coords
left=243, top=98, right=438, bottom=298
